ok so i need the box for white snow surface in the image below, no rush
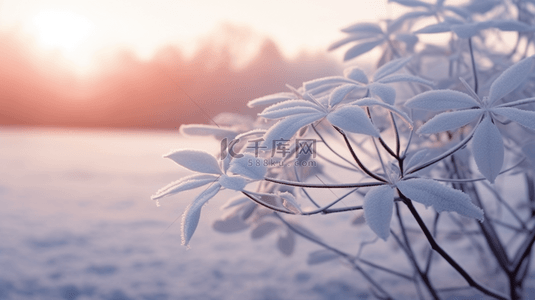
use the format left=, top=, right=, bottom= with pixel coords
left=1, top=127, right=534, bottom=300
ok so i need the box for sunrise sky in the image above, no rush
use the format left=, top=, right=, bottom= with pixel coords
left=0, top=0, right=396, bottom=71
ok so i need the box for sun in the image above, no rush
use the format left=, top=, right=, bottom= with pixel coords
left=32, top=9, right=93, bottom=52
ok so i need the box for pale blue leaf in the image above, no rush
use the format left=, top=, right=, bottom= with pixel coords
left=405, top=149, right=429, bottom=171
left=165, top=149, right=222, bottom=175
left=490, top=20, right=535, bottom=32
left=179, top=124, right=237, bottom=139
left=397, top=179, right=483, bottom=221
left=218, top=174, right=248, bottom=191
left=387, top=11, right=435, bottom=33
left=393, top=34, right=418, bottom=49
left=280, top=192, right=302, bottom=214
left=405, top=90, right=480, bottom=111
left=329, top=84, right=357, bottom=107
left=377, top=74, right=434, bottom=87
left=277, top=230, right=295, bottom=256
left=259, top=106, right=323, bottom=119
left=261, top=99, right=320, bottom=114
left=307, top=250, right=340, bottom=265
left=462, top=0, right=501, bottom=14
left=352, top=97, right=413, bottom=127
left=488, top=56, right=535, bottom=105
left=368, top=83, right=396, bottom=105
left=247, top=92, right=296, bottom=108
left=363, top=185, right=394, bottom=240
left=228, top=154, right=267, bottom=180
left=491, top=107, right=535, bottom=130
left=304, top=76, right=355, bottom=91
left=151, top=174, right=219, bottom=200
left=212, top=214, right=249, bottom=233
left=444, top=5, right=470, bottom=19
left=344, top=39, right=385, bottom=61
left=414, top=22, right=452, bottom=34
left=326, top=105, right=380, bottom=137
left=262, top=113, right=324, bottom=150
left=328, top=33, right=383, bottom=51
left=343, top=67, right=369, bottom=84
left=417, top=109, right=482, bottom=134
left=341, top=22, right=384, bottom=34
left=251, top=221, right=280, bottom=239
left=373, top=57, right=412, bottom=81
left=451, top=23, right=484, bottom=38
left=472, top=116, right=504, bottom=183
left=182, top=182, right=221, bottom=246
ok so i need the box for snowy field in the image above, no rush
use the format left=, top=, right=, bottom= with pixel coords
left=1, top=127, right=534, bottom=300
left=0, top=127, right=377, bottom=300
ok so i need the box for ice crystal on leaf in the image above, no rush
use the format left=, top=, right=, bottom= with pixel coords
left=406, top=56, right=535, bottom=182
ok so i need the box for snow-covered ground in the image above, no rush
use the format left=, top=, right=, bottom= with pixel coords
left=1, top=127, right=533, bottom=300
left=0, top=127, right=376, bottom=300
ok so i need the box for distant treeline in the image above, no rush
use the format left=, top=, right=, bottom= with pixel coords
left=0, top=29, right=340, bottom=129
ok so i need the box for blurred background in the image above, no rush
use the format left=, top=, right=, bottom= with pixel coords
left=0, top=0, right=398, bottom=129
left=0, top=1, right=416, bottom=299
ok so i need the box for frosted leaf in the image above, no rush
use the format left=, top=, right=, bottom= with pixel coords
left=212, top=214, right=249, bottom=233
left=488, top=56, right=535, bottom=105
left=247, top=92, right=296, bottom=108
left=414, top=22, right=452, bottom=34
left=151, top=174, right=219, bottom=200
left=182, top=183, right=221, bottom=246
left=179, top=124, right=237, bottom=139
left=303, top=76, right=355, bottom=91
left=463, top=0, right=501, bottom=14
left=490, top=20, right=535, bottom=32
left=251, top=221, right=280, bottom=239
left=344, top=39, right=385, bottom=61
left=259, top=106, right=323, bottom=119
left=261, top=99, right=320, bottom=114
left=444, top=5, right=470, bottom=19
left=389, top=0, right=432, bottom=8
left=397, top=178, right=483, bottom=221
left=387, top=11, right=434, bottom=33
left=405, top=90, right=480, bottom=111
left=245, top=191, right=296, bottom=213
left=329, top=84, right=357, bottom=107
left=368, top=83, right=396, bottom=105
left=220, top=195, right=249, bottom=209
left=165, top=149, right=222, bottom=175
left=280, top=192, right=302, bottom=214
left=307, top=250, right=339, bottom=265
left=343, top=67, right=369, bottom=84
left=522, top=143, right=535, bottom=165
left=405, top=149, right=429, bottom=171
left=277, top=230, right=295, bottom=256
left=262, top=113, right=324, bottom=150
left=328, top=33, right=383, bottom=51
left=472, top=116, right=504, bottom=183
left=492, top=107, right=535, bottom=130
left=373, top=57, right=412, bottom=81
left=377, top=74, right=434, bottom=87
left=327, top=105, right=380, bottom=137
left=393, top=34, right=418, bottom=50
left=417, top=109, right=482, bottom=134
left=363, top=185, right=394, bottom=241
left=341, top=22, right=384, bottom=34
left=451, top=23, right=482, bottom=38
left=218, top=174, right=248, bottom=191
left=227, top=154, right=267, bottom=180
left=352, top=98, right=413, bottom=127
